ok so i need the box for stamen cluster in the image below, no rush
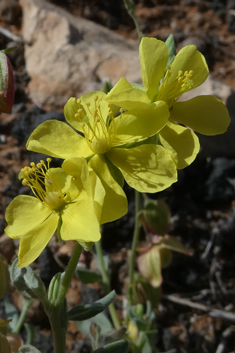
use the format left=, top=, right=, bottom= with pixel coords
left=74, top=96, right=117, bottom=154
left=158, top=67, right=194, bottom=108
left=20, top=158, right=65, bottom=211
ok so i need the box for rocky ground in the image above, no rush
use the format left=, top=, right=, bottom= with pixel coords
left=1, top=0, right=235, bottom=352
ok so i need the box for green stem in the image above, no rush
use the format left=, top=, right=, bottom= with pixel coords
left=128, top=190, right=142, bottom=305
left=13, top=298, right=33, bottom=334
left=47, top=304, right=67, bottom=353
left=123, top=0, right=143, bottom=42
left=45, top=242, right=83, bottom=353
left=56, top=242, right=83, bottom=307
left=95, top=240, right=121, bottom=329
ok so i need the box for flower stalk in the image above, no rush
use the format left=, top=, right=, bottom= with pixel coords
left=128, top=190, right=142, bottom=305
left=44, top=242, right=83, bottom=353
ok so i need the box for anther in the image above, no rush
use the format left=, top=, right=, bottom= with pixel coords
left=120, top=108, right=124, bottom=114
left=37, top=163, right=42, bottom=169
left=47, top=158, right=52, bottom=163
left=178, top=70, right=183, bottom=76
left=22, top=179, right=28, bottom=186
left=30, top=162, right=35, bottom=167
left=85, top=101, right=91, bottom=107
left=76, top=98, right=81, bottom=104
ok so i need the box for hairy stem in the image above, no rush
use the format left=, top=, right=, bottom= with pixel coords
left=45, top=242, right=83, bottom=353
left=123, top=0, right=143, bottom=42
left=56, top=242, right=83, bottom=306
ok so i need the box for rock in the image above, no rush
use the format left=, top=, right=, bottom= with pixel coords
left=19, top=0, right=140, bottom=109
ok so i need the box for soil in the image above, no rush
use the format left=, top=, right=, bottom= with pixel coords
left=1, top=1, right=235, bottom=353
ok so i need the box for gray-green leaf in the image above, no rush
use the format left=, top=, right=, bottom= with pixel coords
left=93, top=340, right=129, bottom=353
left=68, top=290, right=115, bottom=321
left=76, top=267, right=102, bottom=284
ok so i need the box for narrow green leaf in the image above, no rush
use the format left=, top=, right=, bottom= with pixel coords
left=93, top=340, right=129, bottom=353
left=2, top=47, right=17, bottom=54
left=165, top=34, right=176, bottom=71
left=68, top=290, right=116, bottom=321
left=102, top=80, right=113, bottom=94
left=76, top=267, right=102, bottom=284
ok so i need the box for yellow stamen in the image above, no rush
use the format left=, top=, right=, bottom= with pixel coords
left=158, top=67, right=194, bottom=108
left=20, top=159, right=66, bottom=212
left=74, top=96, right=116, bottom=154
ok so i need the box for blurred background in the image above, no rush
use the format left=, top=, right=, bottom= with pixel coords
left=1, top=1, right=235, bottom=352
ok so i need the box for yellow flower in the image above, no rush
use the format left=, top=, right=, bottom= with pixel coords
left=26, top=91, right=177, bottom=216
left=5, top=157, right=104, bottom=267
left=106, top=37, right=230, bottom=169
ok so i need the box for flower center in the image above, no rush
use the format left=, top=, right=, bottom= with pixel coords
left=74, top=95, right=116, bottom=154
left=158, top=66, right=194, bottom=109
left=20, top=158, right=66, bottom=212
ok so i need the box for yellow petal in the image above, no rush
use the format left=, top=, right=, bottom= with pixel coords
left=61, top=200, right=101, bottom=242
left=45, top=167, right=72, bottom=194
left=140, top=37, right=169, bottom=102
left=159, top=122, right=200, bottom=169
left=18, top=213, right=59, bottom=267
left=89, top=154, right=128, bottom=224
left=89, top=168, right=105, bottom=223
left=111, top=101, right=169, bottom=146
left=26, top=120, right=93, bottom=159
left=106, top=77, right=149, bottom=110
left=171, top=96, right=230, bottom=135
left=5, top=195, right=52, bottom=239
left=107, top=145, right=177, bottom=193
left=169, top=45, right=209, bottom=90
left=62, top=158, right=105, bottom=220
left=62, top=157, right=91, bottom=197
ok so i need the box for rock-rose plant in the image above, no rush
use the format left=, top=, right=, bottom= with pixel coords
left=2, top=35, right=230, bottom=353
